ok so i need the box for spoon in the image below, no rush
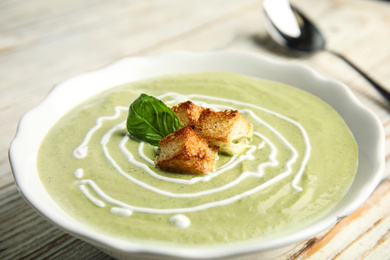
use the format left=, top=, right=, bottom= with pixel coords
left=263, top=0, right=390, bottom=102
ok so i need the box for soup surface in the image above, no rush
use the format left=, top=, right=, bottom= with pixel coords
left=37, top=72, right=358, bottom=246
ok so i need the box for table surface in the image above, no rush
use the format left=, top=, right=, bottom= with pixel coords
left=1, top=0, right=390, bottom=259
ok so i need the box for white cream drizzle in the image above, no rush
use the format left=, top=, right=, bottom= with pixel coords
left=74, top=168, right=84, bottom=178
left=138, top=142, right=155, bottom=165
left=78, top=184, right=105, bottom=207
left=72, top=92, right=311, bottom=217
left=169, top=214, right=191, bottom=228
left=110, top=207, right=133, bottom=217
left=162, top=92, right=311, bottom=192
left=258, top=141, right=266, bottom=150
left=73, top=106, right=127, bottom=159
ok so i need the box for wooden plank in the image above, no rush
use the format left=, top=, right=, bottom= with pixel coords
left=278, top=178, right=390, bottom=259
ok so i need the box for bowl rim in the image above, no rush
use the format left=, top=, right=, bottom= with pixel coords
left=9, top=50, right=385, bottom=259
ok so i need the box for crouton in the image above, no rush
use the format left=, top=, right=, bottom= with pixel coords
left=194, top=109, right=253, bottom=155
left=155, top=126, right=218, bottom=174
left=171, top=101, right=204, bottom=127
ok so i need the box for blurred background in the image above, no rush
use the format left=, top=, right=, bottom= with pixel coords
left=1, top=0, right=390, bottom=259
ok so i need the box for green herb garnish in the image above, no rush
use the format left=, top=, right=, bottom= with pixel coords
left=126, top=93, right=183, bottom=146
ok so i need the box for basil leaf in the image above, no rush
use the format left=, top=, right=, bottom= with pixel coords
left=126, top=93, right=183, bottom=146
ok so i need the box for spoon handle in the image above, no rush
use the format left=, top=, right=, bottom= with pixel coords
left=327, top=49, right=390, bottom=102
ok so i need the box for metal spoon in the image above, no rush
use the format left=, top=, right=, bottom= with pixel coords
left=263, top=0, right=390, bottom=102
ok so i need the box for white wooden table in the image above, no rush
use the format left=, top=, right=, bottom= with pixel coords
left=1, top=0, right=390, bottom=259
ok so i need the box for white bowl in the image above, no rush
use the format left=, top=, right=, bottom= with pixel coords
left=9, top=51, right=385, bottom=259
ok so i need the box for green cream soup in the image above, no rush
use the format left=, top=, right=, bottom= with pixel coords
left=37, top=72, right=358, bottom=246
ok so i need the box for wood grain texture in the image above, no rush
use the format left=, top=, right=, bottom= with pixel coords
left=1, top=0, right=389, bottom=259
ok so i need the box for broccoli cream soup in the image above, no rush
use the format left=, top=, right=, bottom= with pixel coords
left=37, top=72, right=358, bottom=245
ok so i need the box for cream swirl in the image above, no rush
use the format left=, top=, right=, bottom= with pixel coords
left=72, top=92, right=311, bottom=224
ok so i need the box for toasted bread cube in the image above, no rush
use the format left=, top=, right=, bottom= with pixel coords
left=171, top=101, right=204, bottom=127
left=155, top=126, right=218, bottom=174
left=194, top=109, right=253, bottom=155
